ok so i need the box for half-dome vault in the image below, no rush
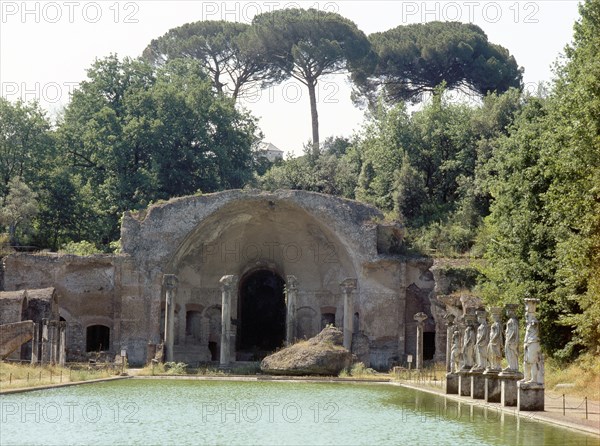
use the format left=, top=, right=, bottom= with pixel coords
left=3, top=190, right=439, bottom=368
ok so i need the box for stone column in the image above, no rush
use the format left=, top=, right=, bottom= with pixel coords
left=58, top=321, right=67, bottom=366
left=444, top=313, right=455, bottom=373
left=49, top=321, right=59, bottom=365
left=413, top=312, right=428, bottom=370
left=340, top=278, right=357, bottom=351
left=163, top=274, right=178, bottom=362
left=518, top=298, right=544, bottom=411
left=285, top=275, right=298, bottom=345
left=219, top=275, right=237, bottom=368
left=40, top=319, right=49, bottom=365
left=30, top=322, right=39, bottom=365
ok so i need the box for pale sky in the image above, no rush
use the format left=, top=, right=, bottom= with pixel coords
left=0, top=1, right=582, bottom=156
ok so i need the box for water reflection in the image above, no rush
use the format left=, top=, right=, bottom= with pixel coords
left=0, top=380, right=598, bottom=446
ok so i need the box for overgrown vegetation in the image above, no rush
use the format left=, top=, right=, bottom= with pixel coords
left=0, top=362, right=115, bottom=391
left=339, top=362, right=378, bottom=378
left=544, top=354, right=600, bottom=400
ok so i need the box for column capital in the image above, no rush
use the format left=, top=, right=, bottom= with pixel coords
left=414, top=312, right=428, bottom=325
left=444, top=313, right=456, bottom=326
left=163, top=274, right=178, bottom=290
left=219, top=275, right=238, bottom=292
left=524, top=298, right=540, bottom=315
left=340, top=278, right=357, bottom=293
left=490, top=306, right=503, bottom=320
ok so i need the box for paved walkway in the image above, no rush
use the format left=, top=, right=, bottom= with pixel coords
left=398, top=379, right=600, bottom=437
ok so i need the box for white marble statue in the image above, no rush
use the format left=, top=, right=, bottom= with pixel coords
left=504, top=305, right=520, bottom=372
left=474, top=310, right=489, bottom=371
left=522, top=299, right=544, bottom=385
left=462, top=321, right=475, bottom=369
left=486, top=308, right=503, bottom=371
left=450, top=330, right=461, bottom=373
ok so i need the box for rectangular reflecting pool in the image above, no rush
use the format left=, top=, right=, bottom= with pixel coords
left=1, top=379, right=598, bottom=445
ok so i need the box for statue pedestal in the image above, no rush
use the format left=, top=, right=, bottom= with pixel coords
left=445, top=372, right=458, bottom=394
left=483, top=369, right=501, bottom=403
left=499, top=371, right=523, bottom=407
left=470, top=369, right=485, bottom=399
left=458, top=370, right=472, bottom=397
left=518, top=381, right=544, bottom=411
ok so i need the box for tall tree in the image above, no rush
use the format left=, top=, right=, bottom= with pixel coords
left=0, top=177, right=38, bottom=246
left=58, top=55, right=258, bottom=246
left=356, top=21, right=522, bottom=104
left=143, top=20, right=285, bottom=101
left=0, top=98, right=53, bottom=200
left=480, top=0, right=600, bottom=358
left=540, top=0, right=600, bottom=355
left=252, top=8, right=374, bottom=153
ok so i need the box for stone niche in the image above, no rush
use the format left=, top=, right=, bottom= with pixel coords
left=2, top=190, right=439, bottom=367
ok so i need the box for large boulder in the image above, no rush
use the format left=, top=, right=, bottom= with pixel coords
left=260, top=326, right=352, bottom=376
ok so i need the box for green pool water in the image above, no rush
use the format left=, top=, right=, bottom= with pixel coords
left=0, top=379, right=598, bottom=445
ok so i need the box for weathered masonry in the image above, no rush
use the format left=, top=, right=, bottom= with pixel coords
left=1, top=190, right=445, bottom=368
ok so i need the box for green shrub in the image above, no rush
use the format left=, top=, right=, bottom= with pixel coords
left=59, top=240, right=101, bottom=255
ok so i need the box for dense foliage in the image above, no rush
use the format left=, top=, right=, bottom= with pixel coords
left=1, top=56, right=259, bottom=250
left=354, top=21, right=522, bottom=104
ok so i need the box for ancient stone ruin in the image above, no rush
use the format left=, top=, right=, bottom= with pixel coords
left=0, top=190, right=440, bottom=369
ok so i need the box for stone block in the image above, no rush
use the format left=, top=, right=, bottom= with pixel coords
left=484, top=371, right=501, bottom=403
left=518, top=382, right=544, bottom=411
left=445, top=373, right=458, bottom=394
left=471, top=372, right=485, bottom=399
left=458, top=372, right=472, bottom=397
left=500, top=372, right=523, bottom=407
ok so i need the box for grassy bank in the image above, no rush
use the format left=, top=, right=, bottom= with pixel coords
left=136, top=361, right=262, bottom=376
left=545, top=354, right=600, bottom=400
left=0, top=362, right=116, bottom=391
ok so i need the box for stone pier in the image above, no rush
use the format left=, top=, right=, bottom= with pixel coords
left=518, top=382, right=545, bottom=411
left=340, top=278, right=357, bottom=351
left=471, top=371, right=485, bottom=399
left=500, top=372, right=523, bottom=406
left=163, top=274, right=178, bottom=362
left=484, top=370, right=501, bottom=403
left=219, top=275, right=237, bottom=368
left=445, top=373, right=459, bottom=394
left=286, top=275, right=298, bottom=345
left=458, top=371, right=472, bottom=396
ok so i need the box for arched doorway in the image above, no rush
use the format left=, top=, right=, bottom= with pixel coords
left=86, top=325, right=110, bottom=352
left=237, top=270, right=286, bottom=359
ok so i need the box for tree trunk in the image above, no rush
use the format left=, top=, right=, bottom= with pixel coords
left=307, top=80, right=319, bottom=158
